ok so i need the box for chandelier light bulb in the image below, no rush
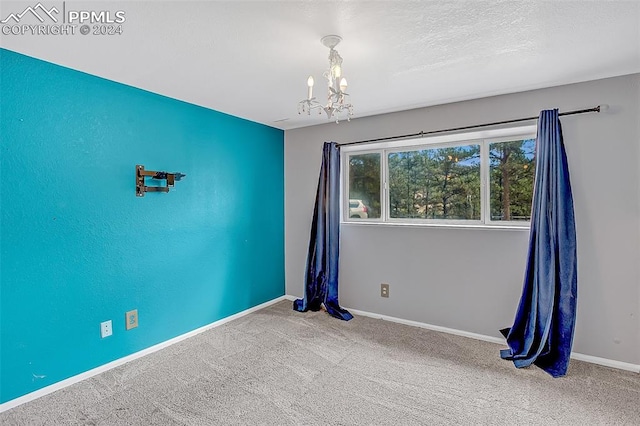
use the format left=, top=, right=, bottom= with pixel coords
left=334, top=65, right=342, bottom=78
left=340, top=78, right=348, bottom=92
left=307, top=75, right=314, bottom=99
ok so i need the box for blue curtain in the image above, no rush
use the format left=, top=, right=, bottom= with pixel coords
left=500, top=109, right=577, bottom=377
left=293, top=142, right=353, bottom=321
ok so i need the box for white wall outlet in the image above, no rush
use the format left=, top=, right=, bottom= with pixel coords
left=100, top=320, right=113, bottom=338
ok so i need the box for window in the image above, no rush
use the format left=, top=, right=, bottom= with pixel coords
left=343, top=127, right=536, bottom=227
left=388, top=144, right=481, bottom=220
left=347, top=153, right=381, bottom=219
left=489, top=139, right=536, bottom=222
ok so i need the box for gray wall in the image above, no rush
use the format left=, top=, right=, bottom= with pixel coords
left=285, top=74, right=640, bottom=366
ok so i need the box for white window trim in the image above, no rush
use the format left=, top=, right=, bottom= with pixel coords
left=341, top=125, right=537, bottom=229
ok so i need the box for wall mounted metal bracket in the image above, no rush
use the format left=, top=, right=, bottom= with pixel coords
left=136, top=165, right=186, bottom=197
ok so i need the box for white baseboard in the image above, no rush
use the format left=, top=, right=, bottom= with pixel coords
left=570, top=353, right=640, bottom=373
left=287, top=296, right=639, bottom=374
left=346, top=306, right=506, bottom=345
left=0, top=295, right=290, bottom=413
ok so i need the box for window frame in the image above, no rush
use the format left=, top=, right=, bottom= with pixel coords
left=341, top=125, right=537, bottom=228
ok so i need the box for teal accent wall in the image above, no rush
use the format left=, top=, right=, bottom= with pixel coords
left=0, top=49, right=284, bottom=403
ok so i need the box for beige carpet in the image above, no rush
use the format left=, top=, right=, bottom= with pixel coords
left=2, top=300, right=639, bottom=425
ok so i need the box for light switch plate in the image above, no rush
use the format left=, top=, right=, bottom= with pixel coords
left=126, top=309, right=138, bottom=330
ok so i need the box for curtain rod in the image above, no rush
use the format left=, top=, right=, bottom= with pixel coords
left=337, top=105, right=604, bottom=147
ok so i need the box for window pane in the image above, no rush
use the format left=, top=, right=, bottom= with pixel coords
left=348, top=153, right=381, bottom=219
left=489, top=139, right=535, bottom=221
left=388, top=145, right=481, bottom=220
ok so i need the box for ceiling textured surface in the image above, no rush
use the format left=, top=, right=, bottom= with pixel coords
left=1, top=0, right=639, bottom=130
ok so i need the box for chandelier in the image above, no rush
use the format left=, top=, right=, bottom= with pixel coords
left=298, top=35, right=354, bottom=123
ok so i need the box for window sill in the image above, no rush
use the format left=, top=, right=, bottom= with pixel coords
left=341, top=220, right=530, bottom=231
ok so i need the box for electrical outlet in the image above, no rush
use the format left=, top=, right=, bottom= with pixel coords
left=100, top=320, right=112, bottom=338
left=126, top=309, right=138, bottom=330
left=381, top=283, right=390, bottom=298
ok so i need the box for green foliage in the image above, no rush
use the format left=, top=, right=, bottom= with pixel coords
left=489, top=139, right=535, bottom=221
left=388, top=145, right=481, bottom=220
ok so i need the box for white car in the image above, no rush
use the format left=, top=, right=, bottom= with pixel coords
left=349, top=199, right=369, bottom=218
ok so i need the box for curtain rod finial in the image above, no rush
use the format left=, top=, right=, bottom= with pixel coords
left=598, top=104, right=609, bottom=113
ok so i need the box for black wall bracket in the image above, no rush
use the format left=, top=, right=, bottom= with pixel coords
left=136, top=165, right=186, bottom=197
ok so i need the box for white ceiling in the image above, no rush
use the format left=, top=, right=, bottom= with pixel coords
left=1, top=1, right=639, bottom=130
